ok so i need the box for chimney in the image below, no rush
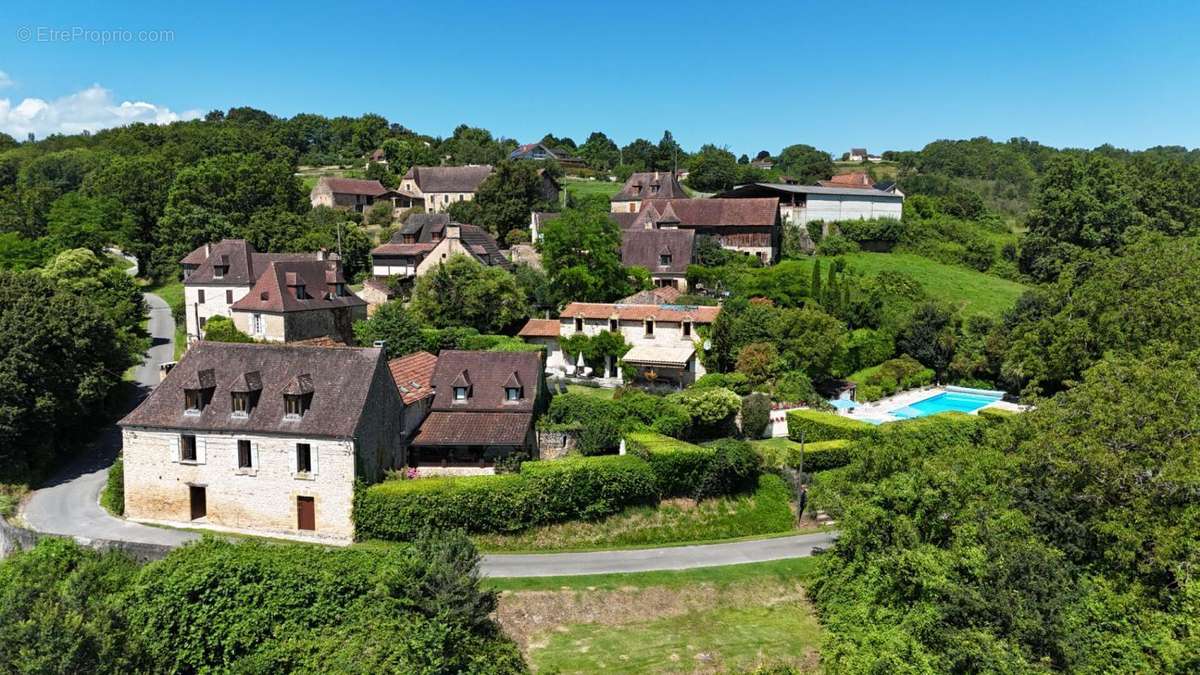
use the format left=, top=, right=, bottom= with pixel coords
left=316, top=248, right=326, bottom=261
left=373, top=340, right=387, bottom=350
left=204, top=242, right=211, bottom=258
left=446, top=224, right=461, bottom=240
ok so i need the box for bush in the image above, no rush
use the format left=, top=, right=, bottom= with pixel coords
left=626, top=432, right=760, bottom=499
left=850, top=412, right=986, bottom=482
left=354, top=455, right=658, bottom=540
left=692, top=371, right=752, bottom=395
left=850, top=354, right=935, bottom=400
left=816, top=234, right=860, bottom=256
left=755, top=438, right=852, bottom=471
left=200, top=315, right=254, bottom=343
left=787, top=409, right=875, bottom=442
left=771, top=370, right=824, bottom=406
left=670, top=387, right=741, bottom=440
left=977, top=407, right=1017, bottom=424
left=521, top=455, right=657, bottom=521
left=101, top=456, right=124, bottom=515
left=694, top=439, right=761, bottom=499
left=741, top=392, right=771, bottom=439
left=577, top=415, right=621, bottom=455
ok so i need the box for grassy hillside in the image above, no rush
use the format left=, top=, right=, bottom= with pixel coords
left=563, top=177, right=621, bottom=200
left=795, top=252, right=1029, bottom=317
left=833, top=160, right=900, bottom=181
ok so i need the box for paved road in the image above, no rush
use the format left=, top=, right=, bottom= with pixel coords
left=21, top=292, right=837, bottom=570
left=21, top=292, right=198, bottom=547
left=478, top=531, right=837, bottom=577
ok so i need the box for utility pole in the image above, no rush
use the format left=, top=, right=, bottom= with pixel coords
left=336, top=221, right=343, bottom=260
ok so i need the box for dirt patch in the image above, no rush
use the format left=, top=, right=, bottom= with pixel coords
left=495, top=579, right=809, bottom=655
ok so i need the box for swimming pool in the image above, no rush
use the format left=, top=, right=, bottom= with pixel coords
left=889, top=387, right=1003, bottom=420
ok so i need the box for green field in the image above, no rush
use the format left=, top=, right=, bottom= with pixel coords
left=473, top=474, right=797, bottom=553
left=492, top=558, right=822, bottom=673
left=562, top=178, right=621, bottom=200
left=799, top=252, right=1028, bottom=317
left=833, top=159, right=900, bottom=181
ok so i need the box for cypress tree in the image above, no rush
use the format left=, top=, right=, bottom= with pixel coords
left=810, top=259, right=822, bottom=305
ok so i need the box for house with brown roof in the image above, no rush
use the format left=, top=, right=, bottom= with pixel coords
left=621, top=228, right=695, bottom=290
left=118, top=342, right=404, bottom=543
left=630, top=197, right=781, bottom=263
left=408, top=350, right=546, bottom=471
left=519, top=301, right=719, bottom=388
left=509, top=142, right=586, bottom=169
left=610, top=171, right=688, bottom=213
left=388, top=351, right=438, bottom=444
left=370, top=214, right=509, bottom=280
left=398, top=165, right=495, bottom=213
left=228, top=259, right=366, bottom=345
left=180, top=239, right=328, bottom=344
left=310, top=177, right=421, bottom=216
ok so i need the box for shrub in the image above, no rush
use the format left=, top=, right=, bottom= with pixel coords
left=626, top=432, right=760, bottom=499
left=755, top=438, right=852, bottom=471
left=101, top=456, right=124, bottom=515
left=694, top=439, right=761, bottom=499
left=977, top=407, right=1017, bottom=424
left=850, top=412, right=986, bottom=482
left=671, top=387, right=741, bottom=440
left=816, top=234, right=860, bottom=256
left=772, top=370, right=824, bottom=406
left=850, top=354, right=935, bottom=400
left=736, top=342, right=782, bottom=384
left=520, top=455, right=657, bottom=521
left=577, top=415, right=622, bottom=455
left=692, top=371, right=752, bottom=395
left=354, top=455, right=658, bottom=540
left=201, top=315, right=254, bottom=343
left=741, top=392, right=771, bottom=439
left=787, top=409, right=875, bottom=442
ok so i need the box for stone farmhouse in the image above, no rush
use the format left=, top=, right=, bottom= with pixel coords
left=309, top=177, right=420, bottom=214
left=228, top=259, right=366, bottom=345
left=398, top=165, right=495, bottom=213
left=716, top=181, right=903, bottom=226
left=181, top=239, right=342, bottom=344
left=519, top=301, right=720, bottom=389
left=118, top=342, right=404, bottom=543
left=369, top=214, right=509, bottom=280
left=621, top=228, right=695, bottom=291
left=610, top=171, right=689, bottom=213
left=408, top=350, right=546, bottom=471
left=630, top=198, right=781, bottom=263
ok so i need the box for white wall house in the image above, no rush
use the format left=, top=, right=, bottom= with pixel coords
left=716, top=183, right=904, bottom=227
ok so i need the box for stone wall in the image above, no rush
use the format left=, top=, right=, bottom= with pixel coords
left=536, top=429, right=577, bottom=460
left=0, top=518, right=172, bottom=562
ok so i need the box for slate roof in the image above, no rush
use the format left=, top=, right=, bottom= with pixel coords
left=119, top=342, right=392, bottom=438
left=619, top=286, right=683, bottom=305
left=562, top=302, right=720, bottom=323
left=613, top=171, right=688, bottom=202
left=458, top=223, right=510, bottom=269
left=318, top=177, right=387, bottom=196
left=404, top=165, right=493, bottom=193
left=631, top=198, right=779, bottom=229
left=621, top=228, right=694, bottom=276
left=531, top=211, right=639, bottom=230
left=410, top=411, right=532, bottom=447
left=230, top=260, right=365, bottom=314
left=426, top=350, right=541, bottom=413
left=180, top=239, right=317, bottom=286
left=388, top=351, right=438, bottom=405
left=517, top=318, right=561, bottom=338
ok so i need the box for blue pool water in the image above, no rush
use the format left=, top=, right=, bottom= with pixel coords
left=890, top=389, right=1003, bottom=420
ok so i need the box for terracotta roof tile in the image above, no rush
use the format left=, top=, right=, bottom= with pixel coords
left=388, top=351, right=438, bottom=404
left=404, top=165, right=493, bottom=193
left=621, top=229, right=694, bottom=276
left=318, top=177, right=387, bottom=196
left=517, top=318, right=561, bottom=338
left=613, top=172, right=688, bottom=202
left=632, top=198, right=778, bottom=229
left=561, top=302, right=720, bottom=323
left=410, top=411, right=532, bottom=447
left=230, top=260, right=365, bottom=314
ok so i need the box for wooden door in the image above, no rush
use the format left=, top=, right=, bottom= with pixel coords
left=189, top=485, right=206, bottom=520
left=297, top=496, right=315, bottom=531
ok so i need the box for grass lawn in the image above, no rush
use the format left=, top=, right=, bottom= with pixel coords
left=564, top=384, right=615, bottom=400
left=834, top=159, right=899, bottom=181
left=795, top=252, right=1028, bottom=317
left=143, top=278, right=186, bottom=360
left=562, top=178, right=621, bottom=200
left=473, top=474, right=798, bottom=553
left=492, top=557, right=822, bottom=673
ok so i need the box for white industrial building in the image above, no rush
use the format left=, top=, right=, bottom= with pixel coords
left=716, top=182, right=904, bottom=226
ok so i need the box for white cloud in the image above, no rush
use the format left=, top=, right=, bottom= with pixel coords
left=0, top=82, right=201, bottom=139
left=0, top=71, right=12, bottom=88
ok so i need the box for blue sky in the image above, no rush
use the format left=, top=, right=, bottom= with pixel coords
left=1, top=1, right=1198, bottom=155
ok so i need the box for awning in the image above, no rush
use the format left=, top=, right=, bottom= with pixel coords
left=622, top=344, right=695, bottom=368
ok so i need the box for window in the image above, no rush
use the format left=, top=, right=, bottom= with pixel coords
left=185, top=389, right=204, bottom=413
left=252, top=313, right=263, bottom=335
left=225, top=290, right=233, bottom=304
left=574, top=317, right=584, bottom=332
left=231, top=392, right=251, bottom=416
left=296, top=443, right=312, bottom=473
left=285, top=394, right=308, bottom=418
left=609, top=318, right=618, bottom=332
left=650, top=184, right=659, bottom=194
left=659, top=254, right=672, bottom=266
left=454, top=386, right=468, bottom=401
left=645, top=319, right=655, bottom=336
left=197, top=289, right=206, bottom=304
left=198, top=317, right=207, bottom=331
left=213, top=265, right=225, bottom=279
left=237, top=439, right=253, bottom=469
left=505, top=387, right=522, bottom=401
left=181, top=434, right=197, bottom=462
left=682, top=320, right=692, bottom=338
left=294, top=284, right=306, bottom=300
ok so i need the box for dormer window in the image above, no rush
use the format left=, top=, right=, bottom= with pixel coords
left=650, top=184, right=659, bottom=194
left=645, top=318, right=655, bottom=337
left=503, top=372, right=523, bottom=402
left=284, top=394, right=309, bottom=418
left=506, top=387, right=522, bottom=401
left=282, top=374, right=314, bottom=419
left=231, top=392, right=251, bottom=416
left=294, top=284, right=306, bottom=300
left=182, top=368, right=215, bottom=414
left=213, top=265, right=225, bottom=279
left=454, top=386, right=469, bottom=401
left=632, top=185, right=641, bottom=195
left=185, top=389, right=204, bottom=414
left=451, top=369, right=472, bottom=403
left=659, top=253, right=672, bottom=266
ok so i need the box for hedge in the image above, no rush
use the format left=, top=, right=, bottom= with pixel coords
left=101, top=456, right=124, bottom=516
left=354, top=455, right=656, bottom=541
left=787, top=409, right=876, bottom=442
left=977, top=407, right=1017, bottom=424
left=626, top=432, right=759, bottom=498
left=755, top=439, right=853, bottom=472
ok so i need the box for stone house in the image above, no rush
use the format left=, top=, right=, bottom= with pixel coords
left=630, top=198, right=782, bottom=263
left=370, top=214, right=509, bottom=280
left=180, top=239, right=325, bottom=344
left=229, top=259, right=367, bottom=345
left=310, top=177, right=420, bottom=216
left=118, top=342, right=404, bottom=543
left=408, top=350, right=546, bottom=470
left=621, top=228, right=695, bottom=291
left=519, top=301, right=720, bottom=389
left=398, top=165, right=494, bottom=213
left=610, top=171, right=689, bottom=213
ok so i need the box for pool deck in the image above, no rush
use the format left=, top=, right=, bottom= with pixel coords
left=838, top=385, right=1022, bottom=424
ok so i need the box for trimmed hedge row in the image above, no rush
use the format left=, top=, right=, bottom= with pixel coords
left=755, top=439, right=853, bottom=472
left=625, top=432, right=760, bottom=498
left=353, top=455, right=657, bottom=541
left=787, top=409, right=876, bottom=442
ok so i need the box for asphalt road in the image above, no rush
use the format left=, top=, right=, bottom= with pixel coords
left=21, top=292, right=198, bottom=547
left=21, top=291, right=838, bottom=571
